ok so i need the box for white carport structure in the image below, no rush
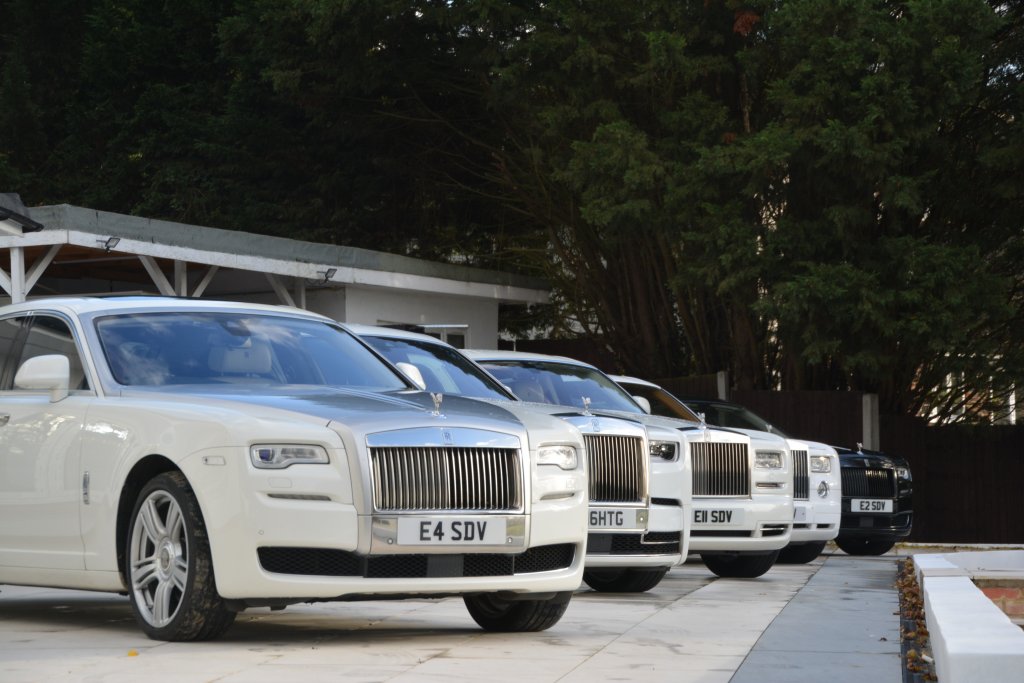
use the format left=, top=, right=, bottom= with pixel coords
left=0, top=196, right=548, bottom=348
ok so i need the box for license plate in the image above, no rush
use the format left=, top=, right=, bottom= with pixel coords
left=396, top=517, right=506, bottom=545
left=693, top=508, right=744, bottom=526
left=589, top=508, right=641, bottom=529
left=794, top=506, right=808, bottom=523
left=851, top=498, right=893, bottom=513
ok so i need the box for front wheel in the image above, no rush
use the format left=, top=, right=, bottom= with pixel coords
left=778, top=541, right=827, bottom=564
left=835, top=537, right=896, bottom=556
left=464, top=591, right=573, bottom=632
left=126, top=471, right=235, bottom=641
left=583, top=567, right=669, bottom=593
left=700, top=550, right=780, bottom=578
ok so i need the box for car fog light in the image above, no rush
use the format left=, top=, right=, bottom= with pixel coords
left=817, top=481, right=830, bottom=498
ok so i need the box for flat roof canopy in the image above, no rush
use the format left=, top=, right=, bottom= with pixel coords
left=0, top=204, right=550, bottom=307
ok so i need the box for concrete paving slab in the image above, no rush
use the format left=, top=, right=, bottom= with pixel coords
left=0, top=554, right=905, bottom=683
left=730, top=552, right=901, bottom=683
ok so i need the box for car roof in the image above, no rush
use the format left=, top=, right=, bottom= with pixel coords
left=0, top=296, right=334, bottom=322
left=609, top=374, right=659, bottom=388
left=463, top=349, right=597, bottom=369
left=345, top=323, right=446, bottom=345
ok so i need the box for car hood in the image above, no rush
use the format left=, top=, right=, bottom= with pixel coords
left=120, top=384, right=529, bottom=434
left=835, top=447, right=907, bottom=469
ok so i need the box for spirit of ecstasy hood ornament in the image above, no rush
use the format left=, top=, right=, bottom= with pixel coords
left=698, top=412, right=709, bottom=439
left=581, top=396, right=592, bottom=416
left=431, top=392, right=444, bottom=417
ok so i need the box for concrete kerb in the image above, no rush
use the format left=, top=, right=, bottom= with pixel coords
left=913, top=550, right=1024, bottom=683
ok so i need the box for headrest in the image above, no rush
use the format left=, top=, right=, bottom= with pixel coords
left=208, top=344, right=272, bottom=374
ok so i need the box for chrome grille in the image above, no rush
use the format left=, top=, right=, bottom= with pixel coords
left=692, top=442, right=750, bottom=497
left=370, top=447, right=522, bottom=511
left=584, top=434, right=646, bottom=504
left=792, top=450, right=809, bottom=500
left=841, top=467, right=895, bottom=498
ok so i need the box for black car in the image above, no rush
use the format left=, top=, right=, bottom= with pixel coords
left=834, top=445, right=914, bottom=555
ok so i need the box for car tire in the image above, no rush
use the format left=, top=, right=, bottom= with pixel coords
left=582, top=568, right=669, bottom=593
left=777, top=541, right=827, bottom=564
left=835, top=537, right=896, bottom=556
left=463, top=591, right=573, bottom=631
left=700, top=550, right=780, bottom=578
left=126, top=471, right=235, bottom=641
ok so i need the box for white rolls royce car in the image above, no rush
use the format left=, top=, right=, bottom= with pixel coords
left=350, top=324, right=690, bottom=594
left=463, top=351, right=791, bottom=579
left=0, top=297, right=589, bottom=640
left=612, top=379, right=841, bottom=564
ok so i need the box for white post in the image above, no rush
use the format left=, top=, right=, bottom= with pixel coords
left=10, top=246, right=25, bottom=303
left=174, top=260, right=188, bottom=296
left=862, top=393, right=880, bottom=450
left=716, top=370, right=729, bottom=400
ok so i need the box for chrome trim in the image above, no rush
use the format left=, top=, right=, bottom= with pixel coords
left=691, top=441, right=751, bottom=497
left=369, top=444, right=524, bottom=512
left=366, top=427, right=520, bottom=450
left=841, top=467, right=896, bottom=498
left=792, top=449, right=809, bottom=500
left=583, top=434, right=648, bottom=505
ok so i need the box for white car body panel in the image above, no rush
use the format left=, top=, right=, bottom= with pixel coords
left=606, top=375, right=795, bottom=555
left=787, top=438, right=842, bottom=544
left=0, top=298, right=589, bottom=605
left=350, top=327, right=691, bottom=570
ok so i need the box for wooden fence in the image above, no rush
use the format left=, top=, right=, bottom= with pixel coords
left=651, top=380, right=1023, bottom=544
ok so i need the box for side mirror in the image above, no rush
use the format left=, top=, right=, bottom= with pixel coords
left=396, top=362, right=427, bottom=391
left=632, top=395, right=652, bottom=414
left=15, top=354, right=70, bottom=402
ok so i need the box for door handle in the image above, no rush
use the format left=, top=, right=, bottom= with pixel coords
left=0, top=414, right=9, bottom=426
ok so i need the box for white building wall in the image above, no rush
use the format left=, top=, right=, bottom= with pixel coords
left=341, top=287, right=500, bottom=349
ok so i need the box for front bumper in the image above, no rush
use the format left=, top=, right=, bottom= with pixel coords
left=584, top=500, right=687, bottom=568
left=839, top=507, right=913, bottom=541
left=186, top=447, right=588, bottom=601
left=688, top=495, right=792, bottom=553
left=790, top=499, right=841, bottom=543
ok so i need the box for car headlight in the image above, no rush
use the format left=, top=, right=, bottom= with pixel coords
left=810, top=455, right=832, bottom=473
left=755, top=450, right=783, bottom=469
left=250, top=444, right=329, bottom=469
left=650, top=440, right=678, bottom=461
left=537, top=445, right=578, bottom=470
left=896, top=466, right=912, bottom=480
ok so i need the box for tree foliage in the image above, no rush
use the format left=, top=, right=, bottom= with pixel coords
left=0, top=0, right=1021, bottom=421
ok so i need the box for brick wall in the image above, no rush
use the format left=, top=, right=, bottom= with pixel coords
left=976, top=581, right=1024, bottom=619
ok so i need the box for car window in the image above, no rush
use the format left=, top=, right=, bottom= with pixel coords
left=362, top=336, right=512, bottom=400
left=687, top=401, right=784, bottom=436
left=95, top=312, right=408, bottom=391
left=480, top=360, right=643, bottom=413
left=14, top=315, right=90, bottom=391
left=0, top=316, right=27, bottom=389
left=625, top=384, right=700, bottom=422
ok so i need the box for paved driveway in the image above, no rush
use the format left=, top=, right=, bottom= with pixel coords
left=0, top=553, right=902, bottom=683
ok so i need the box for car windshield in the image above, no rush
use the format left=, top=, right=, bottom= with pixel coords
left=620, top=383, right=700, bottom=422
left=477, top=360, right=643, bottom=413
left=686, top=401, right=786, bottom=436
left=361, top=335, right=512, bottom=400
left=95, top=311, right=408, bottom=391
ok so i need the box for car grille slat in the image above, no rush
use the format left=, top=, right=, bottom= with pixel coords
left=692, top=442, right=750, bottom=497
left=792, top=450, right=809, bottom=500
left=371, top=446, right=522, bottom=512
left=583, top=435, right=645, bottom=504
left=841, top=467, right=896, bottom=498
